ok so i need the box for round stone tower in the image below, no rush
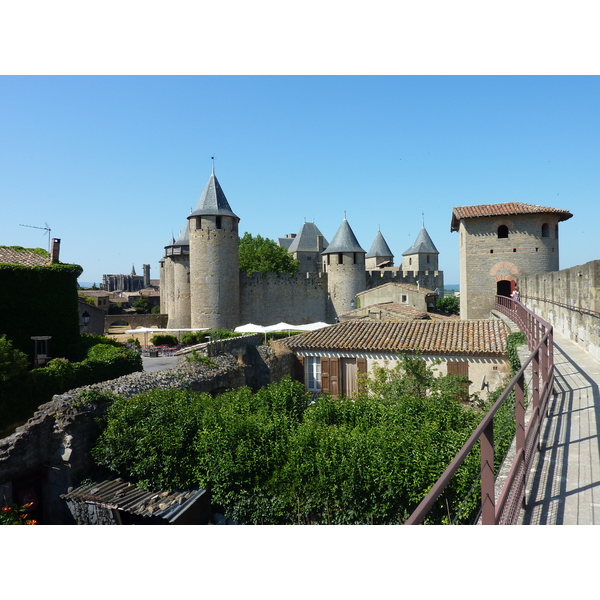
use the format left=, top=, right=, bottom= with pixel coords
left=322, top=215, right=366, bottom=320
left=451, top=202, right=573, bottom=319
left=188, top=169, right=240, bottom=330
left=365, top=227, right=394, bottom=269
left=164, top=221, right=191, bottom=328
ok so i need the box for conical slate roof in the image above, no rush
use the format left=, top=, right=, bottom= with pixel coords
left=366, top=228, right=393, bottom=259
left=173, top=220, right=190, bottom=245
left=288, top=222, right=329, bottom=253
left=189, top=171, right=239, bottom=220
left=322, top=217, right=365, bottom=255
left=402, top=225, right=439, bottom=256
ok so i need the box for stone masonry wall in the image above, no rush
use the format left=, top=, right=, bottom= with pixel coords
left=240, top=272, right=329, bottom=326
left=517, top=259, right=600, bottom=360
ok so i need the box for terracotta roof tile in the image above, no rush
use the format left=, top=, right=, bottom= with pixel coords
left=0, top=247, right=50, bottom=267
left=283, top=319, right=507, bottom=356
left=451, top=202, right=573, bottom=231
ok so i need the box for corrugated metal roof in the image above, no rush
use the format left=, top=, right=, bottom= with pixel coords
left=451, top=202, right=573, bottom=231
left=62, top=478, right=207, bottom=523
left=282, top=319, right=508, bottom=355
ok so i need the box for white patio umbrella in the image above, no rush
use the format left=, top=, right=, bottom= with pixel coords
left=234, top=323, right=267, bottom=333
left=263, top=322, right=298, bottom=333
left=293, top=322, right=332, bottom=331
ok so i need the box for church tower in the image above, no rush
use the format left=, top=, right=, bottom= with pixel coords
left=188, top=169, right=240, bottom=330
left=322, top=215, right=366, bottom=320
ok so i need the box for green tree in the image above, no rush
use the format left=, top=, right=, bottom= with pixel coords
left=435, top=295, right=460, bottom=315
left=239, top=233, right=300, bottom=276
left=133, top=294, right=151, bottom=314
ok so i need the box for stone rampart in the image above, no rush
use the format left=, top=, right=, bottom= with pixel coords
left=366, top=269, right=444, bottom=294
left=517, top=259, right=600, bottom=360
left=240, top=271, right=329, bottom=325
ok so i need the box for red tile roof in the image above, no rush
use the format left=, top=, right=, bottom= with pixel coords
left=0, top=246, right=50, bottom=267
left=282, top=319, right=507, bottom=356
left=451, top=202, right=573, bottom=231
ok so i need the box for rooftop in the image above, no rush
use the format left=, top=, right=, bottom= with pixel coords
left=451, top=202, right=573, bottom=231
left=288, top=221, right=328, bottom=253
left=357, top=281, right=438, bottom=297
left=189, top=171, right=239, bottom=220
left=0, top=246, right=50, bottom=267
left=322, top=217, right=365, bottom=255
left=282, top=318, right=508, bottom=355
left=366, top=229, right=393, bottom=259
left=402, top=225, right=439, bottom=256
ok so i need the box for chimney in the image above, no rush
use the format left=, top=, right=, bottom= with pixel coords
left=51, top=238, right=61, bottom=263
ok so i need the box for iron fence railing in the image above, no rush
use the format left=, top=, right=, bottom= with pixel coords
left=405, top=296, right=554, bottom=525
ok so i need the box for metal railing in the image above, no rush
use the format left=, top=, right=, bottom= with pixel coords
left=405, top=296, right=554, bottom=524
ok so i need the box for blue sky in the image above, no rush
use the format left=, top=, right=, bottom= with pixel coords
left=1, top=75, right=598, bottom=286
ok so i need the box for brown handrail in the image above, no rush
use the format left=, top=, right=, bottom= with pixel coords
left=405, top=296, right=554, bottom=524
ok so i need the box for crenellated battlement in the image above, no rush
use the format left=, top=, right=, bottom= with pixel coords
left=366, top=268, right=444, bottom=292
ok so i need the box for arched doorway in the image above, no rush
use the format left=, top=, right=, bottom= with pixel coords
left=496, top=280, right=512, bottom=297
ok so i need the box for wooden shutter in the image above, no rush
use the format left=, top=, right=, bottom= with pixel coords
left=330, top=357, right=339, bottom=398
left=357, top=357, right=367, bottom=393
left=447, top=361, right=469, bottom=377
left=321, top=357, right=330, bottom=393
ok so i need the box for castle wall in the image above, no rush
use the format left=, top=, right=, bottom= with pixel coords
left=459, top=214, right=561, bottom=319
left=366, top=269, right=444, bottom=294
left=240, top=272, right=330, bottom=325
left=517, top=260, right=600, bottom=360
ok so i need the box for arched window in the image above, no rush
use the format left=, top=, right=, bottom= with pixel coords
left=541, top=223, right=549, bottom=238
left=497, top=225, right=508, bottom=239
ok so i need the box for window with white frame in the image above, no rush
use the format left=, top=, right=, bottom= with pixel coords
left=305, top=357, right=321, bottom=392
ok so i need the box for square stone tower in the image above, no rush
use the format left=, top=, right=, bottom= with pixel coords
left=451, top=202, right=573, bottom=319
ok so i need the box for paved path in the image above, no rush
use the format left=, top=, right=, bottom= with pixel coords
left=141, top=355, right=178, bottom=372
left=519, top=331, right=600, bottom=524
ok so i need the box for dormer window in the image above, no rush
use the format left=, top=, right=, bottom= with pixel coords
left=497, top=225, right=508, bottom=239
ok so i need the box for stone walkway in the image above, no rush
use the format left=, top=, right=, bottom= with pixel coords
left=519, top=331, right=600, bottom=525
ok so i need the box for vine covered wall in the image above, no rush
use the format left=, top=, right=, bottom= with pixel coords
left=0, top=263, right=83, bottom=360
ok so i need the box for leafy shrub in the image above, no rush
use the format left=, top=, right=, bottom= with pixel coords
left=150, top=334, right=178, bottom=347
left=0, top=335, right=29, bottom=384
left=93, top=368, right=484, bottom=525
left=435, top=296, right=460, bottom=315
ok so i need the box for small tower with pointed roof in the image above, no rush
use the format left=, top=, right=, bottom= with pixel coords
left=365, top=227, right=394, bottom=269
left=322, top=215, right=366, bottom=320
left=402, top=221, right=439, bottom=272
left=287, top=221, right=329, bottom=273
left=162, top=220, right=191, bottom=328
left=188, top=168, right=240, bottom=330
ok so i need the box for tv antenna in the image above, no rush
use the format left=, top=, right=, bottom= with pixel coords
left=19, top=222, right=52, bottom=252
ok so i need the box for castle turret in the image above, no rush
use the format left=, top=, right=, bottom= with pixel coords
left=402, top=222, right=439, bottom=272
left=451, top=202, right=573, bottom=319
left=188, top=169, right=240, bottom=330
left=164, top=222, right=191, bottom=328
left=322, top=215, right=366, bottom=320
left=365, top=227, right=394, bottom=269
left=287, top=221, right=329, bottom=273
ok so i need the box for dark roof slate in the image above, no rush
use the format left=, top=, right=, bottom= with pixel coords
left=402, top=226, right=439, bottom=256
left=366, top=229, right=393, bottom=259
left=288, top=222, right=328, bottom=253
left=322, top=217, right=365, bottom=255
left=189, top=172, right=239, bottom=220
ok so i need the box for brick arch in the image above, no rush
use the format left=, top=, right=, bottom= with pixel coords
left=489, top=261, right=519, bottom=277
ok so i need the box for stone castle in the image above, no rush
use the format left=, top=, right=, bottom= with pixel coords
left=159, top=169, right=444, bottom=330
